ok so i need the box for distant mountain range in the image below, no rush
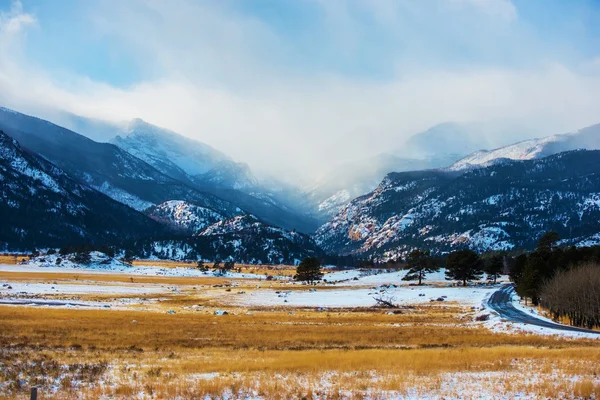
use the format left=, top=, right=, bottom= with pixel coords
left=3, top=104, right=600, bottom=262
left=0, top=130, right=166, bottom=250
left=306, top=122, right=520, bottom=221
left=315, top=149, right=600, bottom=259
left=0, top=107, right=317, bottom=233
left=449, top=123, right=600, bottom=171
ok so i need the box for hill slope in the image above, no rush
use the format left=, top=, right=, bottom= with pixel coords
left=315, top=150, right=600, bottom=259
left=0, top=130, right=166, bottom=250
left=130, top=215, right=323, bottom=264
left=450, top=123, right=600, bottom=171
left=0, top=107, right=241, bottom=217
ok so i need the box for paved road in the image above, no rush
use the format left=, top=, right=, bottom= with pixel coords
left=487, top=284, right=600, bottom=334
left=0, top=299, right=100, bottom=307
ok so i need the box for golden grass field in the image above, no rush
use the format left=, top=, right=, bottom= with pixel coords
left=132, top=259, right=298, bottom=277
left=2, top=265, right=600, bottom=398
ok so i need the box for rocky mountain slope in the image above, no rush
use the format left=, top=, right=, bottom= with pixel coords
left=130, top=215, right=323, bottom=264
left=315, top=150, right=600, bottom=259
left=449, top=123, right=600, bottom=171
left=306, top=153, right=460, bottom=221
left=110, top=117, right=317, bottom=232
left=112, top=118, right=257, bottom=189
left=0, top=107, right=241, bottom=216
left=306, top=122, right=521, bottom=222
left=146, top=200, right=226, bottom=233
left=0, top=130, right=166, bottom=250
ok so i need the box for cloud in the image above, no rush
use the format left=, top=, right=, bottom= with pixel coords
left=0, top=1, right=35, bottom=35
left=0, top=0, right=598, bottom=181
left=452, top=0, right=517, bottom=21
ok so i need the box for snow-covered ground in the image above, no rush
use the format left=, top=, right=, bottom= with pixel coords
left=0, top=281, right=165, bottom=295
left=2, top=251, right=282, bottom=279
left=236, top=285, right=495, bottom=308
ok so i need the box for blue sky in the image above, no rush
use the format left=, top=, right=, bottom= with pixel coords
left=0, top=0, right=599, bottom=178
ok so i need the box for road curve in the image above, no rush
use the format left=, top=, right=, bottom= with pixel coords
left=487, top=284, right=600, bottom=335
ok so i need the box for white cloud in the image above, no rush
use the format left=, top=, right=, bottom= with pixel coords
left=0, top=0, right=598, bottom=182
left=0, top=1, right=35, bottom=35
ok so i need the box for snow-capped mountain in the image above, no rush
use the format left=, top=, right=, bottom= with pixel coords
left=449, top=123, right=600, bottom=171
left=0, top=107, right=242, bottom=216
left=306, top=122, right=522, bottom=222
left=147, top=200, right=226, bottom=233
left=110, top=117, right=316, bottom=232
left=112, top=118, right=259, bottom=189
left=0, top=130, right=166, bottom=250
left=306, top=153, right=460, bottom=221
left=130, top=214, right=323, bottom=264
left=315, top=150, right=600, bottom=259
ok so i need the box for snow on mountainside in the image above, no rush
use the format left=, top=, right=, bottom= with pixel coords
left=0, top=130, right=166, bottom=250
left=307, top=122, right=522, bottom=222
left=0, top=107, right=241, bottom=216
left=315, top=150, right=600, bottom=259
left=147, top=200, right=227, bottom=233
left=112, top=118, right=258, bottom=190
left=449, top=123, right=600, bottom=171
left=306, top=153, right=459, bottom=221
left=110, top=117, right=316, bottom=232
left=129, top=214, right=323, bottom=264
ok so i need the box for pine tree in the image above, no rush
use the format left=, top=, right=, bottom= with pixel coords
left=445, top=249, right=483, bottom=286
left=484, top=255, right=504, bottom=284
left=401, top=249, right=439, bottom=285
left=294, top=257, right=323, bottom=283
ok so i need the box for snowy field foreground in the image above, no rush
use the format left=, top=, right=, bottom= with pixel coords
left=1, top=258, right=596, bottom=339
left=2, top=258, right=600, bottom=399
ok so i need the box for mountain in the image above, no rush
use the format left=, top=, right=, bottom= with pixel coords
left=112, top=118, right=258, bottom=189
left=306, top=153, right=460, bottom=221
left=130, top=215, right=323, bottom=264
left=449, top=123, right=600, bottom=171
left=306, top=122, right=520, bottom=222
left=146, top=200, right=226, bottom=233
left=0, top=130, right=166, bottom=250
left=110, top=118, right=318, bottom=233
left=0, top=107, right=241, bottom=216
left=399, top=122, right=491, bottom=158
left=315, top=150, right=600, bottom=259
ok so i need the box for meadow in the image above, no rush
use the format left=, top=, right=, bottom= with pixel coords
left=2, top=263, right=600, bottom=398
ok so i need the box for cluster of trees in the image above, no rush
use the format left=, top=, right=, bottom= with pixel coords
left=294, top=250, right=504, bottom=287
left=510, top=232, right=600, bottom=305
left=540, top=264, right=600, bottom=329
left=196, top=260, right=238, bottom=275
left=400, top=249, right=504, bottom=286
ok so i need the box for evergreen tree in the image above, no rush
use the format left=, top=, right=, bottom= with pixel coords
left=196, top=261, right=208, bottom=272
left=509, top=254, right=527, bottom=285
left=294, top=257, right=323, bottom=283
left=445, top=249, right=483, bottom=286
left=222, top=260, right=235, bottom=274
left=401, top=249, right=439, bottom=285
left=536, top=231, right=560, bottom=253
left=485, top=255, right=504, bottom=284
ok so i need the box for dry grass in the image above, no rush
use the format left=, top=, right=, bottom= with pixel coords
left=0, top=269, right=240, bottom=286
left=2, top=276, right=600, bottom=398
left=132, top=259, right=297, bottom=277
left=0, top=255, right=21, bottom=265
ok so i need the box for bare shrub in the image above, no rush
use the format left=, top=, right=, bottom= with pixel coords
left=540, top=263, right=600, bottom=329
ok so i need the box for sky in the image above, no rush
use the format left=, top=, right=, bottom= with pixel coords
left=0, top=0, right=599, bottom=180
